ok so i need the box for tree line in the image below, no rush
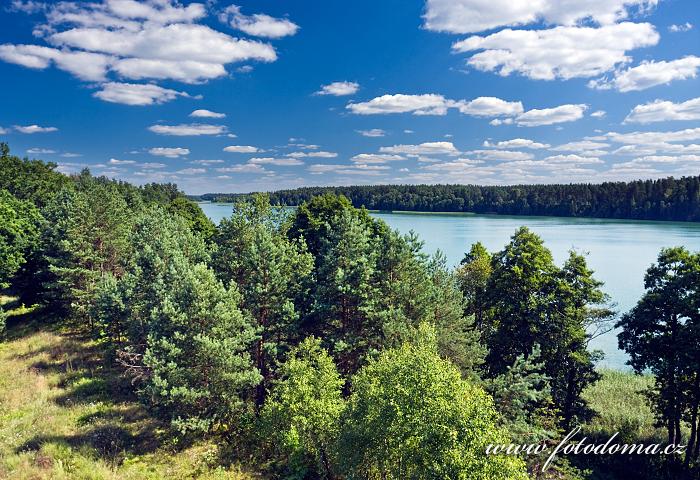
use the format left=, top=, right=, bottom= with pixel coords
left=196, top=175, right=700, bottom=222
left=2, top=143, right=700, bottom=478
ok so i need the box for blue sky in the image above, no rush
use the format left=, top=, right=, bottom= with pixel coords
left=1, top=0, right=699, bottom=194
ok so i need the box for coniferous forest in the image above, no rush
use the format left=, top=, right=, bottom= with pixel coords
left=2, top=143, right=700, bottom=479
left=196, top=176, right=700, bottom=222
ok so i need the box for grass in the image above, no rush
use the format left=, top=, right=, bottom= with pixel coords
left=583, top=369, right=663, bottom=442
left=0, top=296, right=257, bottom=480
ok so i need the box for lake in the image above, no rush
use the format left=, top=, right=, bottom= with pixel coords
left=199, top=202, right=700, bottom=370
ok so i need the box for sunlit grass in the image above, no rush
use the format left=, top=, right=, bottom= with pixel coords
left=0, top=302, right=255, bottom=480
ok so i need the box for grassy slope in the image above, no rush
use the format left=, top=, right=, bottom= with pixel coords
left=0, top=298, right=256, bottom=480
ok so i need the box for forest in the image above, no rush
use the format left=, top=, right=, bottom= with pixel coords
left=1, top=142, right=700, bottom=480
left=195, top=175, right=700, bottom=222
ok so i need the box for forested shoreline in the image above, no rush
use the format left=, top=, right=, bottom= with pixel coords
left=2, top=143, right=700, bottom=479
left=194, top=175, right=700, bottom=222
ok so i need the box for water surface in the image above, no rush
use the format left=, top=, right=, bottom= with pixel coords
left=200, top=202, right=700, bottom=370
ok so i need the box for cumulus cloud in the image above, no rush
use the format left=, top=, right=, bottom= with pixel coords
left=470, top=149, right=534, bottom=161
left=423, top=0, right=658, bottom=34
left=357, top=128, right=386, bottom=137
left=379, top=141, right=460, bottom=155
left=219, top=5, right=299, bottom=39
left=456, top=97, right=523, bottom=116
left=589, top=56, right=700, bottom=92
left=149, top=147, right=190, bottom=157
left=217, top=164, right=266, bottom=173
left=347, top=94, right=522, bottom=118
left=600, top=127, right=700, bottom=145
left=0, top=44, right=112, bottom=81
left=109, top=158, right=136, bottom=165
left=148, top=123, right=227, bottom=136
left=1, top=1, right=286, bottom=101
left=224, top=145, right=260, bottom=153
left=625, top=97, right=700, bottom=124
left=190, top=109, right=226, bottom=118
left=315, top=81, right=359, bottom=97
left=26, top=148, right=56, bottom=154
left=94, top=82, right=192, bottom=105
left=249, top=157, right=304, bottom=166
left=453, top=23, right=659, bottom=80
left=515, top=104, right=587, bottom=127
left=350, top=154, right=406, bottom=164
left=176, top=167, right=206, bottom=175
left=347, top=94, right=451, bottom=115
left=287, top=151, right=337, bottom=158
left=14, top=124, right=58, bottom=133
left=483, top=138, right=550, bottom=149
left=591, top=110, right=607, bottom=118
left=669, top=23, right=693, bottom=33
left=551, top=140, right=610, bottom=156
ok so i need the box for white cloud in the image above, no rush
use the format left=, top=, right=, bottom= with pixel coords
left=456, top=97, right=523, bottom=117
left=217, top=164, right=266, bottom=173
left=176, top=167, right=206, bottom=175
left=589, top=56, right=700, bottom=92
left=26, top=148, right=56, bottom=154
left=316, top=81, right=360, bottom=96
left=357, top=128, right=386, bottom=137
left=601, top=127, right=700, bottom=145
left=2, top=1, right=283, bottom=89
left=224, top=145, right=260, bottom=153
left=190, top=109, right=226, bottom=118
left=191, top=159, right=224, bottom=165
left=347, top=94, right=522, bottom=118
left=347, top=94, right=451, bottom=115
left=542, top=154, right=604, bottom=165
left=669, top=23, right=693, bottom=33
left=249, top=157, right=304, bottom=166
left=625, top=97, right=700, bottom=124
left=94, top=82, right=192, bottom=105
left=0, top=44, right=111, bottom=81
left=14, top=124, right=58, bottom=134
left=470, top=149, right=534, bottom=161
left=149, top=147, right=190, bottom=157
left=453, top=23, right=659, bottom=80
left=350, top=154, right=406, bottom=164
left=219, top=5, right=299, bottom=39
left=490, top=118, right=514, bottom=126
left=423, top=0, right=658, bottom=34
left=148, top=123, right=227, bottom=136
left=109, top=158, right=136, bottom=165
left=482, top=138, right=550, bottom=149
left=140, top=162, right=166, bottom=169
left=515, top=104, right=587, bottom=127
left=551, top=140, right=610, bottom=156
left=379, top=141, right=460, bottom=155
left=591, top=110, right=607, bottom=118
left=287, top=151, right=337, bottom=158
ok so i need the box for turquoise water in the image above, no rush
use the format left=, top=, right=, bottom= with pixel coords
left=199, top=202, right=700, bottom=370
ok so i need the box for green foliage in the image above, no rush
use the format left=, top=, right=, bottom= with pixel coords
left=40, top=176, right=133, bottom=321
left=337, top=324, right=528, bottom=480
left=0, top=189, right=41, bottom=289
left=471, top=228, right=613, bottom=427
left=95, top=207, right=259, bottom=434
left=260, top=337, right=345, bottom=479
left=141, top=262, right=261, bottom=434
left=617, top=247, right=700, bottom=465
left=0, top=143, right=71, bottom=207
left=203, top=176, right=700, bottom=222
left=213, top=194, right=313, bottom=405
left=168, top=196, right=216, bottom=240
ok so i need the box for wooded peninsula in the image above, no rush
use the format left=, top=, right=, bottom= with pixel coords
left=194, top=175, right=700, bottom=222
